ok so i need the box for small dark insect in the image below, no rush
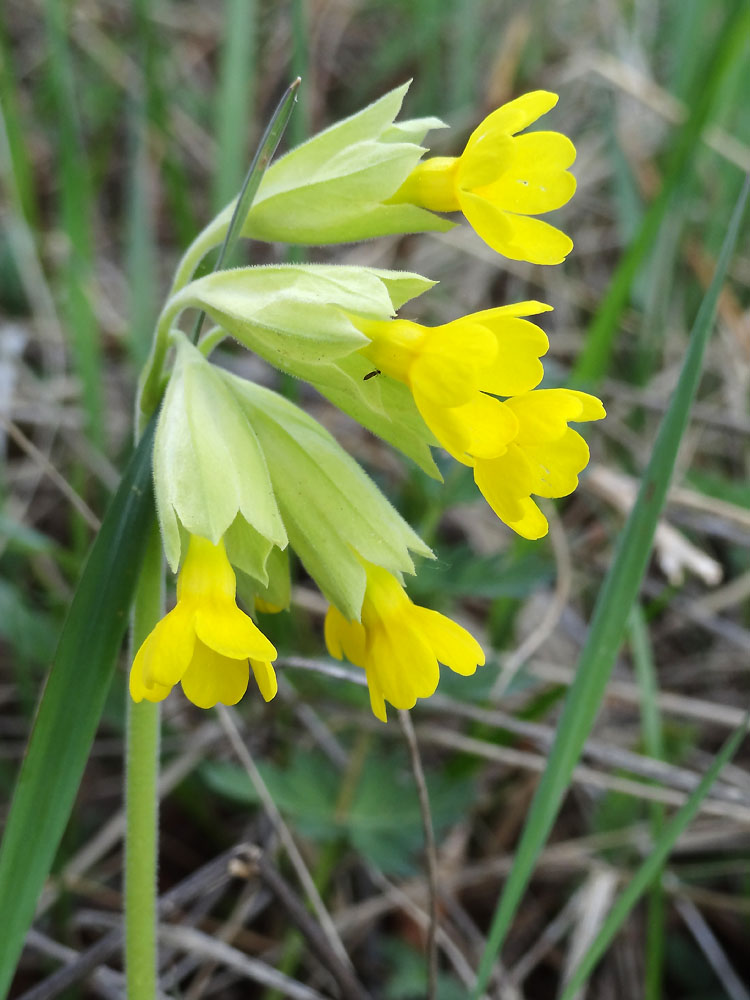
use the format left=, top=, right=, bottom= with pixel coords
left=363, top=369, right=382, bottom=381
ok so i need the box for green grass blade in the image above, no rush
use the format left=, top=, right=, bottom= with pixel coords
left=290, top=0, right=309, bottom=151
left=558, top=718, right=748, bottom=1000
left=573, top=2, right=750, bottom=383
left=126, top=100, right=157, bottom=368
left=217, top=77, right=301, bottom=271
left=471, top=175, right=750, bottom=999
left=0, top=418, right=157, bottom=999
left=42, top=0, right=103, bottom=444
left=629, top=605, right=666, bottom=1000
left=0, top=20, right=37, bottom=228
left=190, top=76, right=300, bottom=342
left=126, top=0, right=159, bottom=368
left=213, top=0, right=257, bottom=210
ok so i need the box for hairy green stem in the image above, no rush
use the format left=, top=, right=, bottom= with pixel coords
left=125, top=517, right=163, bottom=999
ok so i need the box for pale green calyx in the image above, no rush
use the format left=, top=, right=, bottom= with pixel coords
left=222, top=373, right=433, bottom=620
left=153, top=336, right=287, bottom=572
left=167, top=264, right=435, bottom=367
left=164, top=263, right=441, bottom=477
left=241, top=82, right=452, bottom=244
left=174, top=84, right=452, bottom=281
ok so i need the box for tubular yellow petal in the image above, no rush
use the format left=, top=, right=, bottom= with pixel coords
left=250, top=659, right=278, bottom=702
left=410, top=606, right=484, bottom=676
left=324, top=604, right=367, bottom=666
left=480, top=316, right=549, bottom=395
left=506, top=497, right=549, bottom=539
left=476, top=132, right=576, bottom=215
left=369, top=625, right=439, bottom=707
left=497, top=211, right=574, bottom=265
left=564, top=389, right=607, bottom=422
left=523, top=428, right=591, bottom=499
left=129, top=636, right=174, bottom=703
left=460, top=191, right=573, bottom=264
left=390, top=156, right=461, bottom=211
left=473, top=445, right=536, bottom=525
left=416, top=391, right=517, bottom=463
left=458, top=133, right=515, bottom=190
left=254, top=597, right=284, bottom=614
left=459, top=191, right=515, bottom=255
left=140, top=605, right=196, bottom=688
left=410, top=322, right=497, bottom=406
left=177, top=535, right=236, bottom=602
left=194, top=603, right=277, bottom=662
left=180, top=640, right=250, bottom=709
left=365, top=669, right=388, bottom=723
left=505, top=389, right=588, bottom=443
left=465, top=91, right=559, bottom=149
left=470, top=300, right=554, bottom=320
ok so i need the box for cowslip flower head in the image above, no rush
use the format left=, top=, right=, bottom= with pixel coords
left=391, top=91, right=576, bottom=265
left=130, top=535, right=278, bottom=709
left=473, top=388, right=605, bottom=539
left=324, top=560, right=484, bottom=722
left=353, top=301, right=551, bottom=465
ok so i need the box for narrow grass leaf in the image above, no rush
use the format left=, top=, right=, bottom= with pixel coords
left=43, top=0, right=102, bottom=443
left=191, top=76, right=301, bottom=343
left=573, top=2, right=750, bottom=383
left=471, top=176, right=750, bottom=998
left=0, top=418, right=156, bottom=999
left=558, top=717, right=748, bottom=1000
left=213, top=0, right=256, bottom=210
left=630, top=604, right=666, bottom=1000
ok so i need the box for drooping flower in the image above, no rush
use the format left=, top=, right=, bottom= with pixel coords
left=222, top=374, right=433, bottom=620
left=391, top=91, right=576, bottom=265
left=353, top=301, right=551, bottom=464
left=130, top=535, right=278, bottom=709
left=472, top=388, right=605, bottom=539
left=152, top=335, right=287, bottom=576
left=324, top=560, right=484, bottom=721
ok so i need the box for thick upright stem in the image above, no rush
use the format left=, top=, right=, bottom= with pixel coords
left=125, top=518, right=163, bottom=999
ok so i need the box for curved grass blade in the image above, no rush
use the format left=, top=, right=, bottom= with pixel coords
left=558, top=717, right=748, bottom=1000
left=471, top=175, right=750, bottom=998
left=0, top=418, right=157, bottom=999
left=191, top=76, right=301, bottom=343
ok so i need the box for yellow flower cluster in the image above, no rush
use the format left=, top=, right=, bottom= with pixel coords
left=353, top=306, right=604, bottom=539
left=132, top=84, right=602, bottom=721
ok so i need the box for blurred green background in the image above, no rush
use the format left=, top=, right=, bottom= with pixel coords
left=2, top=1, right=750, bottom=997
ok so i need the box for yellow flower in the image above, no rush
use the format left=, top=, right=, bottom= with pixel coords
left=324, top=560, right=484, bottom=721
left=473, top=388, right=605, bottom=539
left=354, top=301, right=551, bottom=464
left=130, top=535, right=278, bottom=709
left=391, top=91, right=576, bottom=265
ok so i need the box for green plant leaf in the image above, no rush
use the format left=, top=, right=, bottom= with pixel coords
left=0, top=418, right=157, bottom=999
left=202, top=748, right=477, bottom=875
left=471, top=176, right=750, bottom=998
